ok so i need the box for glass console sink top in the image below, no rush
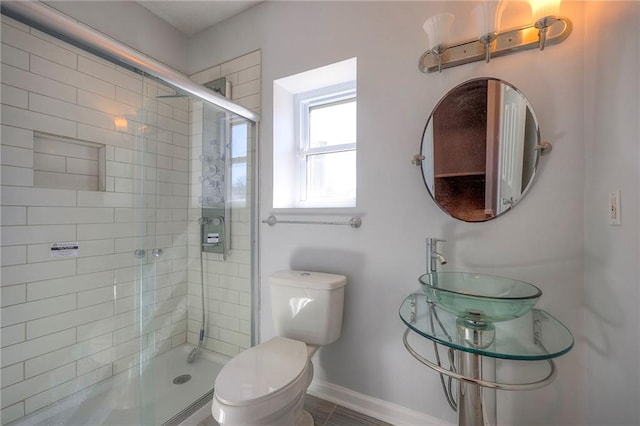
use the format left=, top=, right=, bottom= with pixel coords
left=419, top=272, right=542, bottom=323
left=399, top=292, right=574, bottom=360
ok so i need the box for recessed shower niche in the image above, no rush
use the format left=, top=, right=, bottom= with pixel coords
left=33, top=133, right=106, bottom=191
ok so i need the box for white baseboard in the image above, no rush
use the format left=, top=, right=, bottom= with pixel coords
left=307, top=379, right=453, bottom=426
left=178, top=379, right=453, bottom=426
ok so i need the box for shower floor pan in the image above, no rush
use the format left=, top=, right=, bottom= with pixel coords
left=9, top=345, right=228, bottom=426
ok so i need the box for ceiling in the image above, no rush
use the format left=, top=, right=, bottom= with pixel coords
left=137, top=1, right=261, bottom=37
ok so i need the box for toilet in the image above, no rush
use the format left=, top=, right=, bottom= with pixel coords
left=211, top=270, right=347, bottom=426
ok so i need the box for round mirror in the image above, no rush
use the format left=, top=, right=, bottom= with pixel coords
left=420, top=78, right=542, bottom=222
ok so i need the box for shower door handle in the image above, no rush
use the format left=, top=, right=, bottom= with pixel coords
left=151, top=248, right=164, bottom=258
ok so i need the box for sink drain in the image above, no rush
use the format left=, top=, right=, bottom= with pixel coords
left=173, top=374, right=192, bottom=385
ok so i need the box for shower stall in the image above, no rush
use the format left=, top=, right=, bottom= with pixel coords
left=0, top=2, right=258, bottom=425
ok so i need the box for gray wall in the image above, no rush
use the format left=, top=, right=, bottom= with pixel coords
left=584, top=2, right=640, bottom=425
left=190, top=2, right=588, bottom=424
left=45, top=1, right=189, bottom=73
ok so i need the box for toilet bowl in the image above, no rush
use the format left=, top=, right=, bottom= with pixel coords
left=212, top=337, right=316, bottom=426
left=212, top=270, right=347, bottom=426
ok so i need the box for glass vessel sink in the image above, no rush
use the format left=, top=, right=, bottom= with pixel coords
left=419, top=272, right=542, bottom=323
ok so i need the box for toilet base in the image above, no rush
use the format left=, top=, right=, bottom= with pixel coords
left=212, top=397, right=313, bottom=426
left=299, top=410, right=314, bottom=426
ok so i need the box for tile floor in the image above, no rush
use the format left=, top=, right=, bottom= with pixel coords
left=304, top=394, right=392, bottom=425
left=197, top=394, right=392, bottom=426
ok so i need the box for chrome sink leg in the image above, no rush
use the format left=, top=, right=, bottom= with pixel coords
left=457, top=319, right=496, bottom=426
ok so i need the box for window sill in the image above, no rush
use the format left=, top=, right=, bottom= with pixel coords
left=270, top=206, right=358, bottom=215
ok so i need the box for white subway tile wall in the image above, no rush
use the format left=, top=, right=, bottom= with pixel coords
left=0, top=15, right=193, bottom=423
left=1, top=15, right=261, bottom=423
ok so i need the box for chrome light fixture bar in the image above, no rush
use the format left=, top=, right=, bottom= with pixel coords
left=419, top=0, right=572, bottom=74
left=419, top=16, right=571, bottom=73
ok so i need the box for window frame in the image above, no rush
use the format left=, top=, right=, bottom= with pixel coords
left=294, top=81, right=357, bottom=207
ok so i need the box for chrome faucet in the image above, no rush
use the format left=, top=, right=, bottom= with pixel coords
left=426, top=238, right=447, bottom=273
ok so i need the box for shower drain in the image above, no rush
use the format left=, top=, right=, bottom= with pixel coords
left=172, top=374, right=192, bottom=385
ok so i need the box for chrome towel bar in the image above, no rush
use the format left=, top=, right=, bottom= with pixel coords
left=262, top=215, right=362, bottom=229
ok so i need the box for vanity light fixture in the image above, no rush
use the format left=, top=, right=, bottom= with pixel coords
left=422, top=13, right=455, bottom=73
left=419, top=0, right=572, bottom=73
left=530, top=0, right=561, bottom=50
left=473, top=0, right=507, bottom=63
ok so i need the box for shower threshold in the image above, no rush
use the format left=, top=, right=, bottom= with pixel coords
left=8, top=345, right=229, bottom=426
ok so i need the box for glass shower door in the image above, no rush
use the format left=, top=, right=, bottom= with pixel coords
left=107, top=74, right=192, bottom=426
left=134, top=75, right=192, bottom=425
left=117, top=74, right=195, bottom=425
left=136, top=75, right=159, bottom=426
left=100, top=73, right=161, bottom=426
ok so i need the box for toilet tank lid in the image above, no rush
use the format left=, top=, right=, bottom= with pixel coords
left=270, top=270, right=347, bottom=290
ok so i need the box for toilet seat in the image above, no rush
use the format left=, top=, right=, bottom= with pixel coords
left=214, top=337, right=309, bottom=406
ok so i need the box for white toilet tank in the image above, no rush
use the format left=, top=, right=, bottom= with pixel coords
left=270, top=270, right=347, bottom=345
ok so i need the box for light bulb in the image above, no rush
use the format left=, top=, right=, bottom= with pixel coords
left=529, top=0, right=561, bottom=22
left=423, top=13, right=455, bottom=72
left=529, top=0, right=561, bottom=50
left=473, top=1, right=507, bottom=39
left=472, top=1, right=508, bottom=63
left=423, top=13, right=455, bottom=53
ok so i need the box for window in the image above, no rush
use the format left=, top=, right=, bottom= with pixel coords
left=296, top=84, right=356, bottom=206
left=273, top=58, right=357, bottom=208
left=230, top=121, right=249, bottom=207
